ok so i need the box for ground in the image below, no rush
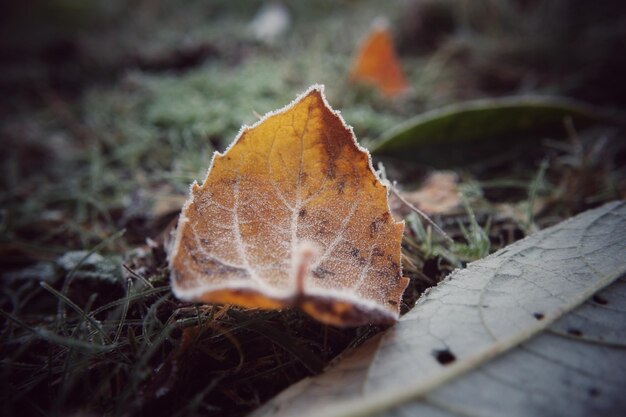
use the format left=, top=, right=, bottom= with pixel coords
left=1, top=1, right=625, bottom=416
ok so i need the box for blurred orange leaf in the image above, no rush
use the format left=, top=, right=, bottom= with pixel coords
left=349, top=23, right=409, bottom=98
left=400, top=171, right=460, bottom=216
left=169, top=86, right=408, bottom=327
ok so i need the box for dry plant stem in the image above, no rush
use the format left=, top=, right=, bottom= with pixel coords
left=390, top=185, right=454, bottom=243
left=563, top=116, right=581, bottom=144
left=123, top=264, right=154, bottom=288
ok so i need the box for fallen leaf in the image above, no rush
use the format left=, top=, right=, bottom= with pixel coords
left=349, top=21, right=409, bottom=98
left=251, top=201, right=626, bottom=417
left=169, top=85, right=408, bottom=327
left=494, top=199, right=548, bottom=226
left=57, top=251, right=123, bottom=283
left=394, top=171, right=460, bottom=216
left=373, top=96, right=608, bottom=167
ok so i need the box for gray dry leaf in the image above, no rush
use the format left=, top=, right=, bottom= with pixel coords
left=252, top=201, right=626, bottom=417
left=57, top=251, right=123, bottom=283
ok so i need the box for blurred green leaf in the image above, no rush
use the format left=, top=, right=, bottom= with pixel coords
left=372, top=96, right=608, bottom=167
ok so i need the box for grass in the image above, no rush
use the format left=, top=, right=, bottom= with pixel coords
left=1, top=274, right=383, bottom=416
left=1, top=1, right=625, bottom=416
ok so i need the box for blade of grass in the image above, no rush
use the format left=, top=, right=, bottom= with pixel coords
left=113, top=279, right=133, bottom=344
left=141, top=293, right=171, bottom=348
left=172, top=375, right=223, bottom=417
left=41, top=282, right=112, bottom=345
left=237, top=359, right=299, bottom=384
left=90, top=286, right=170, bottom=317
left=525, top=158, right=549, bottom=233
left=123, top=263, right=154, bottom=288
left=227, top=309, right=324, bottom=374
left=57, top=228, right=126, bottom=334
left=0, top=309, right=116, bottom=353
left=54, top=293, right=122, bottom=412
left=116, top=321, right=177, bottom=413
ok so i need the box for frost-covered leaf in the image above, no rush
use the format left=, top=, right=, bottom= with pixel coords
left=57, top=251, right=123, bottom=283
left=169, top=85, right=408, bottom=327
left=383, top=276, right=626, bottom=417
left=252, top=201, right=626, bottom=417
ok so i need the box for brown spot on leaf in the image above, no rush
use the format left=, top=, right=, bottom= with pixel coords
left=337, top=180, right=346, bottom=194
left=312, top=267, right=335, bottom=279
left=369, top=213, right=391, bottom=237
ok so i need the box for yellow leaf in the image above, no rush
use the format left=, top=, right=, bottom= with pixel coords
left=169, top=86, right=408, bottom=327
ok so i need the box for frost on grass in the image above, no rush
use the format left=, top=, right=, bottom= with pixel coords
left=169, top=85, right=408, bottom=326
